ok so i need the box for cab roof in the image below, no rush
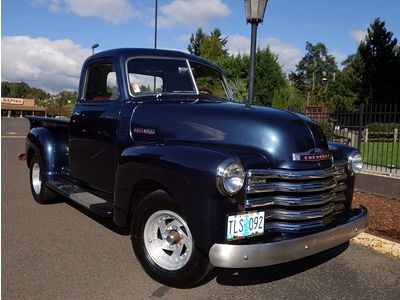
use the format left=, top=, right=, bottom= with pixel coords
left=86, top=48, right=221, bottom=70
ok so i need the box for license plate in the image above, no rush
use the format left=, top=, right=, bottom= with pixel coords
left=226, top=211, right=265, bottom=241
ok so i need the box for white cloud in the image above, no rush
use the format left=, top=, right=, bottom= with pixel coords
left=1, top=36, right=91, bottom=93
left=331, top=51, right=347, bottom=67
left=159, top=0, right=231, bottom=29
left=227, top=35, right=302, bottom=73
left=349, top=30, right=367, bottom=45
left=37, top=0, right=133, bottom=24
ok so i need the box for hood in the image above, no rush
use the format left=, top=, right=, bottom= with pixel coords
left=130, top=100, right=330, bottom=170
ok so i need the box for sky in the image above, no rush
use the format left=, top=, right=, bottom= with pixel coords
left=1, top=0, right=399, bottom=94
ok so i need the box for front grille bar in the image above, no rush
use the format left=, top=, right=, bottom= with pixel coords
left=246, top=178, right=337, bottom=194
left=264, top=203, right=335, bottom=221
left=245, top=191, right=338, bottom=208
left=247, top=166, right=339, bottom=182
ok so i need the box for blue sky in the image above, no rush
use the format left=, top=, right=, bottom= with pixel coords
left=2, top=0, right=399, bottom=94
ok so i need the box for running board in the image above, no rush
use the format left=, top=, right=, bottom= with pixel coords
left=46, top=180, right=113, bottom=217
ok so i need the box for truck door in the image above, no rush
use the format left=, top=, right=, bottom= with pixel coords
left=69, top=59, right=122, bottom=194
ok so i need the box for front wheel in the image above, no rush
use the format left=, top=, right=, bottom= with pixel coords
left=131, top=190, right=212, bottom=288
left=29, top=154, right=57, bottom=204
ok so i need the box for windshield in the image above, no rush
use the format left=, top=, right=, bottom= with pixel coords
left=126, top=57, right=231, bottom=100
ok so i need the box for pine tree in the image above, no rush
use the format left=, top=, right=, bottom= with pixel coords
left=187, top=28, right=205, bottom=56
left=358, top=18, right=400, bottom=104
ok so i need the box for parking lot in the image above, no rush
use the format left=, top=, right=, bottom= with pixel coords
left=2, top=118, right=400, bottom=299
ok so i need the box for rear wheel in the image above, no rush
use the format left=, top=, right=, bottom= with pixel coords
left=131, top=190, right=212, bottom=288
left=29, top=154, right=57, bottom=204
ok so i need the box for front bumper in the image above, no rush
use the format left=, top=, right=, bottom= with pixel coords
left=209, top=206, right=368, bottom=268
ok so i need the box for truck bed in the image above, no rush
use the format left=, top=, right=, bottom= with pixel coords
left=26, top=116, right=70, bottom=129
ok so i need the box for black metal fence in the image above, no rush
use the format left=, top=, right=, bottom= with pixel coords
left=305, top=103, right=399, bottom=176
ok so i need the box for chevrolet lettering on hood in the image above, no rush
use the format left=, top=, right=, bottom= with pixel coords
left=292, top=148, right=332, bottom=162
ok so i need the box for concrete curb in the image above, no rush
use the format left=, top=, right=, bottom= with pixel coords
left=351, top=232, right=400, bottom=258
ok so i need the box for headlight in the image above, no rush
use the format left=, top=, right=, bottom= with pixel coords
left=216, top=159, right=245, bottom=195
left=348, top=151, right=363, bottom=174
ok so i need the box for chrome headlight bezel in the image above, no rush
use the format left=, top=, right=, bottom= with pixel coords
left=216, top=159, right=245, bottom=196
left=348, top=150, right=363, bottom=175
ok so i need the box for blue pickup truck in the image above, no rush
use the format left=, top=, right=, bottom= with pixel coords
left=22, top=48, right=368, bottom=287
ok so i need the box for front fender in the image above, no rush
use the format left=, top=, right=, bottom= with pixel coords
left=26, top=127, right=68, bottom=182
left=113, top=143, right=240, bottom=252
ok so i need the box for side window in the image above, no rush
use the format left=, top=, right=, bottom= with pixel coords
left=190, top=62, right=228, bottom=100
left=84, top=64, right=119, bottom=101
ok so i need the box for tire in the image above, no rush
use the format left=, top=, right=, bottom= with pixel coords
left=29, top=154, right=57, bottom=204
left=131, top=190, right=213, bottom=288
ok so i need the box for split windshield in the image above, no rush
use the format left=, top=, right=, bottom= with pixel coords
left=127, top=58, right=230, bottom=100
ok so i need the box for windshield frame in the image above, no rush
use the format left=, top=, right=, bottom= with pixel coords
left=125, top=56, right=233, bottom=101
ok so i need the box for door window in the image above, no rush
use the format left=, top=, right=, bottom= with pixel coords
left=84, top=64, right=119, bottom=101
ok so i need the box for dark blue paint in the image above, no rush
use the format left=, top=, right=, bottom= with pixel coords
left=25, top=48, right=359, bottom=252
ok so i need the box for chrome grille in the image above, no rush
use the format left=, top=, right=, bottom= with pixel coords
left=245, top=161, right=347, bottom=233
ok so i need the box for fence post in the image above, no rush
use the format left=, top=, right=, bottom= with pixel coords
left=357, top=103, right=364, bottom=150
left=364, top=128, right=369, bottom=143
left=395, top=128, right=398, bottom=143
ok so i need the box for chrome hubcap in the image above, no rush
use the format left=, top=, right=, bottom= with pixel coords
left=32, top=163, right=41, bottom=195
left=144, top=210, right=192, bottom=270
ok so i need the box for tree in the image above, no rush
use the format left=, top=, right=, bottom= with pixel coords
left=187, top=29, right=287, bottom=106
left=272, top=85, right=305, bottom=113
left=198, top=28, right=228, bottom=64
left=230, top=78, right=248, bottom=103
left=289, top=42, right=339, bottom=105
left=357, top=18, right=400, bottom=104
left=326, top=54, right=364, bottom=111
left=1, top=81, right=49, bottom=102
left=254, top=48, right=288, bottom=106
left=188, top=28, right=205, bottom=56
left=219, top=49, right=287, bottom=106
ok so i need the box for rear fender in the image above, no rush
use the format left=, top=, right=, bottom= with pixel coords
left=26, top=127, right=69, bottom=182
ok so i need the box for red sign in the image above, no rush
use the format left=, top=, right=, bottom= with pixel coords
left=1, top=98, right=24, bottom=105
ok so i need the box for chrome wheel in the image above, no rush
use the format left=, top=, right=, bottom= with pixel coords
left=32, top=162, right=41, bottom=195
left=143, top=210, right=193, bottom=270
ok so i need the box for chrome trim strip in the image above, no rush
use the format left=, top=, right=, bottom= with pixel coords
left=263, top=216, right=334, bottom=232
left=264, top=203, right=335, bottom=221
left=333, top=203, right=345, bottom=214
left=333, top=182, right=347, bottom=192
left=332, top=193, right=346, bottom=203
left=246, top=178, right=337, bottom=194
left=245, top=192, right=336, bottom=208
left=247, top=167, right=339, bottom=181
left=186, top=59, right=199, bottom=95
left=209, top=206, right=368, bottom=268
left=334, top=173, right=347, bottom=181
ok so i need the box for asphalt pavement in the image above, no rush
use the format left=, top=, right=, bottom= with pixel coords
left=2, top=117, right=400, bottom=299
left=356, top=173, right=400, bottom=200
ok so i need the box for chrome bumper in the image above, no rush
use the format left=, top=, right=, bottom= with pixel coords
left=209, top=206, right=368, bottom=268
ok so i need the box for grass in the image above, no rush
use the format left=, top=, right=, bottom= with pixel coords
left=360, top=142, right=400, bottom=168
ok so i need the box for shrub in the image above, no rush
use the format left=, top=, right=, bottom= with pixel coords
left=316, top=121, right=334, bottom=141
left=367, top=122, right=399, bottom=132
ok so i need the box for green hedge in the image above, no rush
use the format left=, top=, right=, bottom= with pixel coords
left=367, top=122, right=399, bottom=132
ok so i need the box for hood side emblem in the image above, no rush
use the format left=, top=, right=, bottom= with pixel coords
left=292, top=148, right=332, bottom=162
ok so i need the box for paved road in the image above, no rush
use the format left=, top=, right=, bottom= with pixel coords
left=2, top=118, right=400, bottom=299
left=356, top=173, right=400, bottom=200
